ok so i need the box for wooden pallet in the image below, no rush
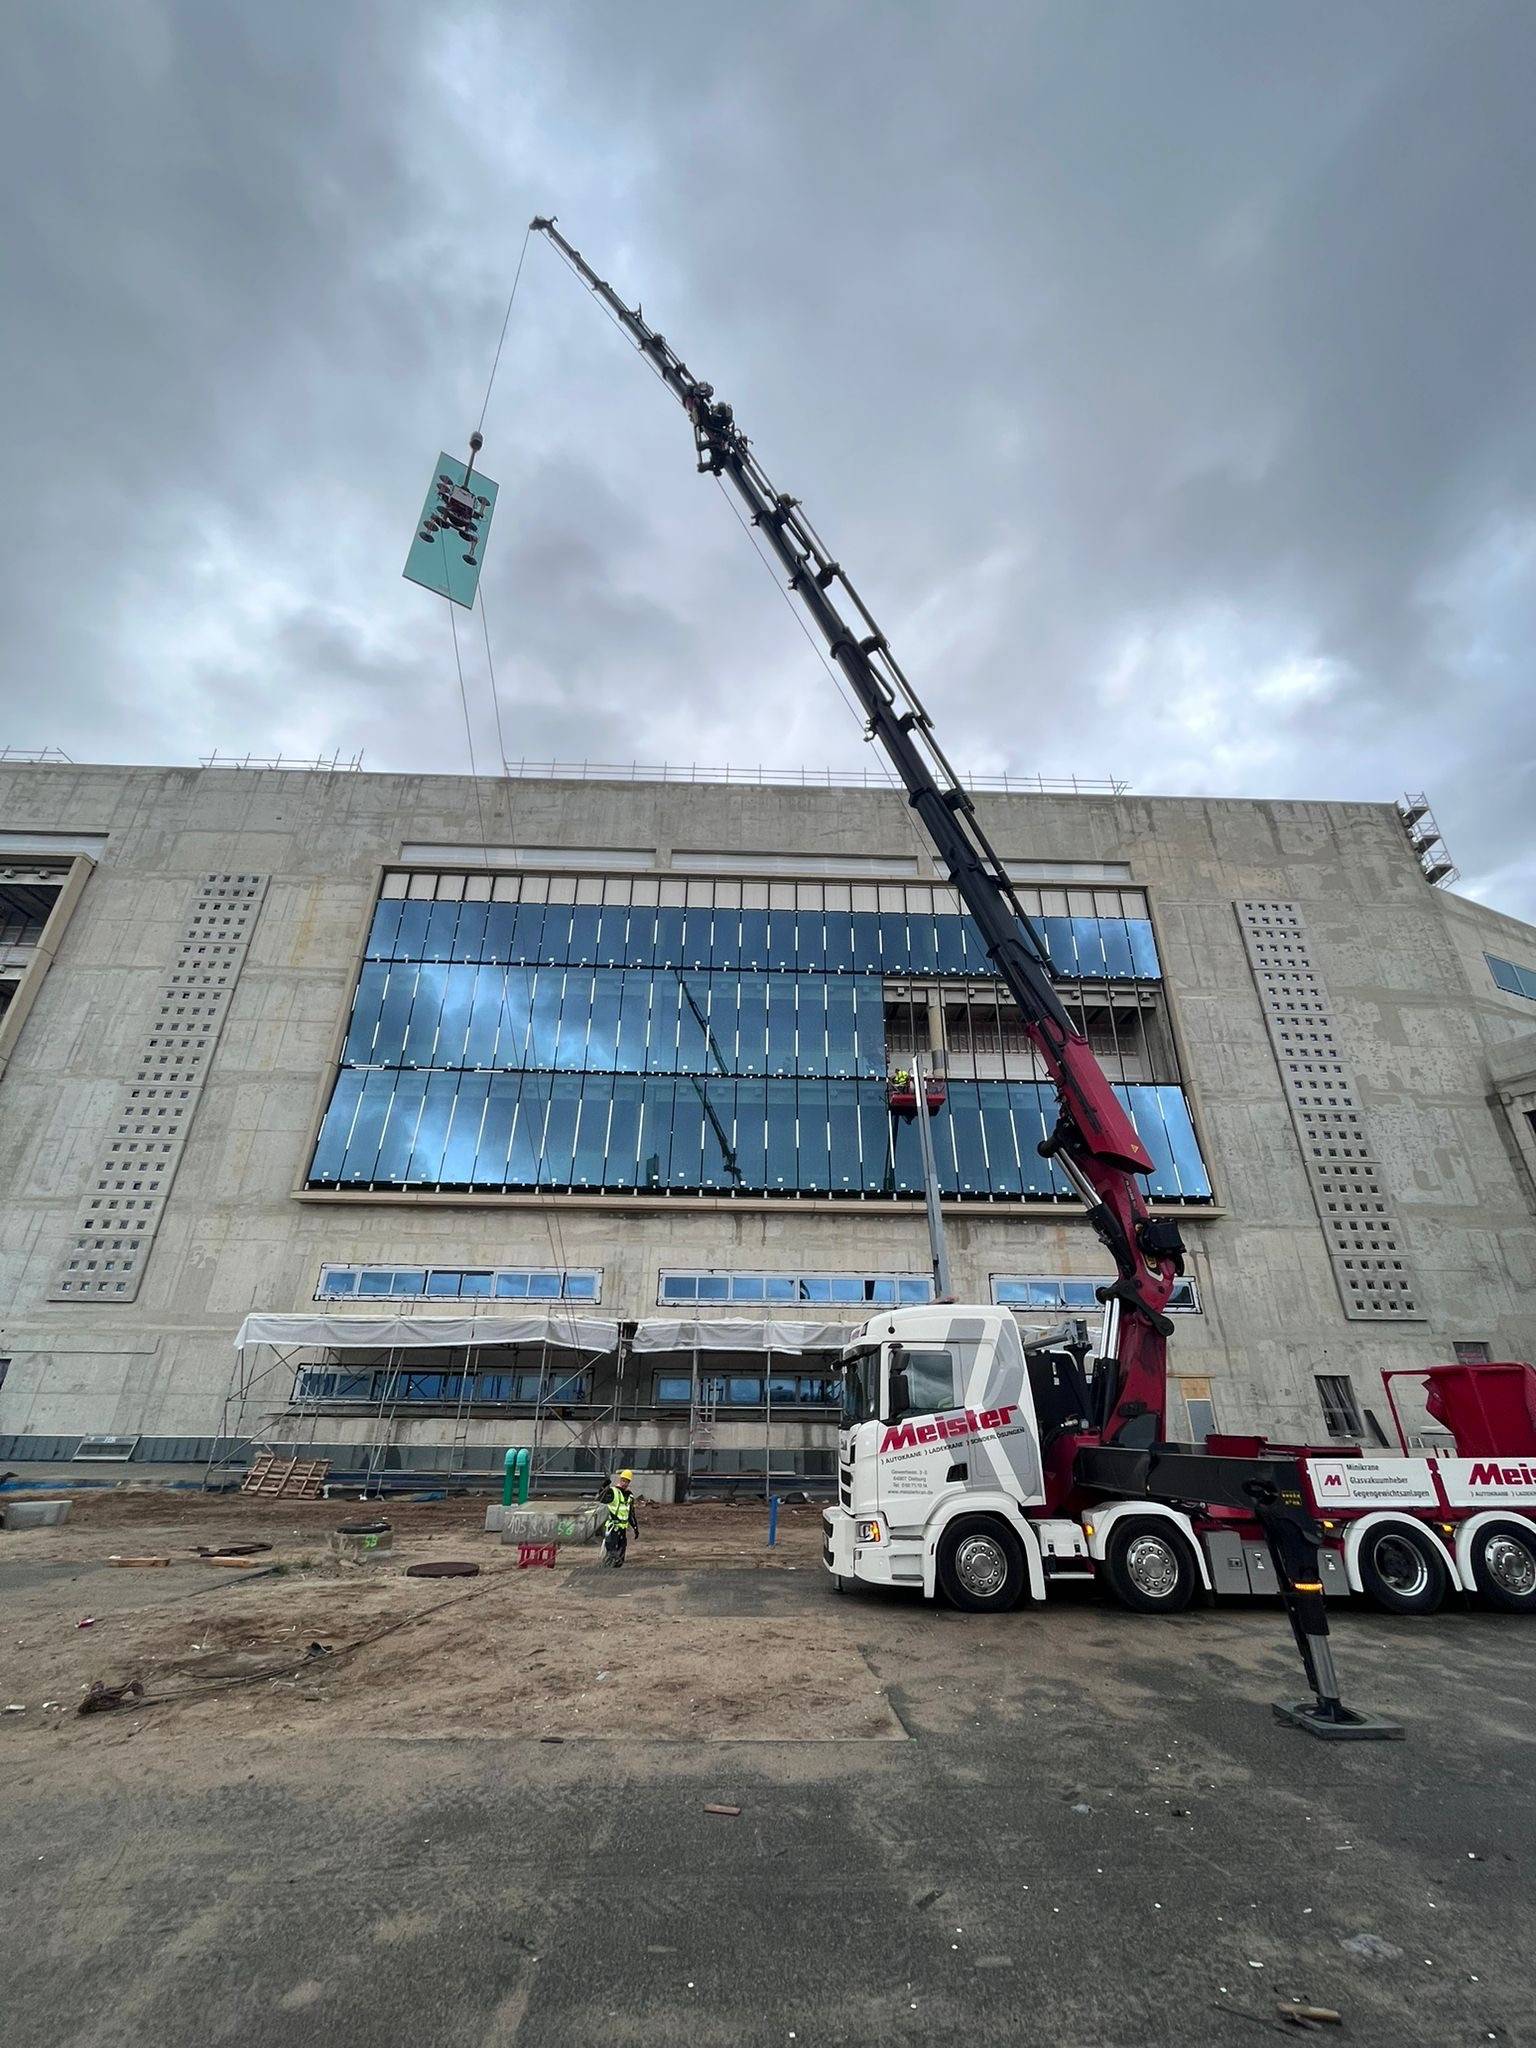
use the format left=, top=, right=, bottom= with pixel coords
left=241, top=1452, right=330, bottom=1500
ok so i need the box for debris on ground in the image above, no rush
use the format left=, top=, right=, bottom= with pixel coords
left=1278, top=2004, right=1342, bottom=2026
left=1341, top=1933, right=1404, bottom=1960
left=703, top=1803, right=742, bottom=1817
left=78, top=1678, right=145, bottom=1715
left=109, top=1556, right=170, bottom=1568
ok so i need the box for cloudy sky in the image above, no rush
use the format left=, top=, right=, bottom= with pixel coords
left=4, top=3, right=1534, bottom=914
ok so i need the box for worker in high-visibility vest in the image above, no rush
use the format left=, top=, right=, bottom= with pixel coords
left=600, top=1468, right=640, bottom=1568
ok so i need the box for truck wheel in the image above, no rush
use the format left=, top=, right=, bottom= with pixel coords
left=1468, top=1520, right=1536, bottom=1612
left=1356, top=1523, right=1447, bottom=1615
left=936, top=1517, right=1025, bottom=1613
left=1101, top=1517, right=1197, bottom=1614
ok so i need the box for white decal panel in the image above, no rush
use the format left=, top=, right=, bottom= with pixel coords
left=1304, top=1457, right=1437, bottom=1508
left=1437, top=1458, right=1536, bottom=1508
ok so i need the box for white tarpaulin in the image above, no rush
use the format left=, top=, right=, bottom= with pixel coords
left=630, top=1316, right=855, bottom=1356
left=234, top=1312, right=620, bottom=1355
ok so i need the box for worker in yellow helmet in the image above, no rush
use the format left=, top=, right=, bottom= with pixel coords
left=599, top=1467, right=641, bottom=1568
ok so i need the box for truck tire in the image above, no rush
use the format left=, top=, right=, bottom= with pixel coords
left=1356, top=1523, right=1447, bottom=1615
left=1101, top=1516, right=1198, bottom=1614
left=1467, top=1519, right=1536, bottom=1612
left=936, top=1516, right=1026, bottom=1613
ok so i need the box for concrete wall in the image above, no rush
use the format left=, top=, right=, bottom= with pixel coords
left=2, top=761, right=1534, bottom=1452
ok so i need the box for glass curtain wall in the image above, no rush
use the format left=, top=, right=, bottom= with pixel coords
left=308, top=871, right=1212, bottom=1202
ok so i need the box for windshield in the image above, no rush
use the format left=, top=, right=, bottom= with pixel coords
left=840, top=1346, right=879, bottom=1428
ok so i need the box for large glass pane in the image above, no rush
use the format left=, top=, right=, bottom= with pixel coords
left=735, top=974, right=768, bottom=1076
left=571, top=1077, right=610, bottom=1187
left=766, top=977, right=797, bottom=1073
left=474, top=1072, right=518, bottom=1185
left=681, top=908, right=713, bottom=969
left=852, top=977, right=887, bottom=1076
left=887, top=1088, right=923, bottom=1194
left=676, top=976, right=711, bottom=1075
left=481, top=901, right=516, bottom=964
left=540, top=1074, right=582, bottom=1186
left=857, top=1080, right=897, bottom=1194
left=766, top=910, right=797, bottom=972
left=602, top=1075, right=644, bottom=1188
left=935, top=915, right=969, bottom=975
left=765, top=1077, right=798, bottom=1188
left=450, top=901, right=487, bottom=962
left=906, top=913, right=938, bottom=976
left=568, top=905, right=601, bottom=963
left=822, top=911, right=855, bottom=974
left=507, top=1074, right=551, bottom=1187
left=565, top=1272, right=599, bottom=1301
left=666, top=1077, right=707, bottom=1189
left=614, top=971, right=651, bottom=1074
left=654, top=906, right=684, bottom=969
left=463, top=965, right=506, bottom=1069
left=1009, top=1082, right=1056, bottom=1196
left=310, top=1070, right=364, bottom=1182
left=729, top=1080, right=767, bottom=1188
left=623, top=905, right=658, bottom=969
left=495, top=1269, right=530, bottom=1298
left=595, top=904, right=629, bottom=966
left=509, top=902, right=545, bottom=964
left=366, top=898, right=403, bottom=961
left=702, top=978, right=739, bottom=1076
left=959, top=915, right=988, bottom=973
left=394, top=900, right=431, bottom=960
left=709, top=905, right=741, bottom=972
left=796, top=912, right=826, bottom=973
left=423, top=901, right=461, bottom=962
left=796, top=980, right=828, bottom=1077
left=1038, top=916, right=1072, bottom=977
left=738, top=909, right=769, bottom=971
left=945, top=1082, right=988, bottom=1194
left=877, top=911, right=908, bottom=973
left=825, top=980, right=857, bottom=1077
left=374, top=1072, right=428, bottom=1183
left=341, top=1072, right=394, bottom=1183
left=527, top=967, right=563, bottom=1068
left=425, top=1270, right=460, bottom=1297
left=701, top=1077, right=739, bottom=1189
left=647, top=977, right=682, bottom=1075
left=372, top=963, right=418, bottom=1068
left=850, top=909, right=883, bottom=972
left=341, top=962, right=389, bottom=1065
left=1071, top=916, right=1107, bottom=979
left=433, top=964, right=475, bottom=1069
left=404, top=1071, right=454, bottom=1183
left=979, top=1085, right=1022, bottom=1197
left=554, top=971, right=597, bottom=1070
left=827, top=1079, right=863, bottom=1193
left=638, top=1079, right=673, bottom=1189
left=440, top=1074, right=490, bottom=1184
left=1488, top=953, right=1523, bottom=995
left=796, top=1079, right=831, bottom=1190
left=1097, top=917, right=1134, bottom=980
left=459, top=1270, right=493, bottom=1297
left=537, top=905, right=576, bottom=964
left=400, top=962, right=448, bottom=1068
left=586, top=970, right=622, bottom=1072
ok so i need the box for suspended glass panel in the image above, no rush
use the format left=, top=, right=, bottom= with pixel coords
left=540, top=1073, right=582, bottom=1186
left=481, top=901, right=517, bottom=964
left=476, top=1072, right=519, bottom=1184
left=450, top=901, right=487, bottom=962
left=738, top=909, right=770, bottom=971
left=394, top=900, right=431, bottom=960
left=822, top=911, right=855, bottom=974
left=374, top=1072, right=428, bottom=1184
left=342, top=963, right=389, bottom=1065
left=441, top=1074, right=490, bottom=1184
left=1128, top=920, right=1161, bottom=979
left=366, top=898, right=404, bottom=961
left=935, top=914, right=969, bottom=975
left=311, top=1070, right=364, bottom=1182
left=729, top=1079, right=768, bottom=1188
left=340, top=1072, right=394, bottom=1183
left=433, top=964, right=475, bottom=1070
left=850, top=910, right=883, bottom=972
left=603, top=1075, right=644, bottom=1189
left=507, top=1074, right=551, bottom=1187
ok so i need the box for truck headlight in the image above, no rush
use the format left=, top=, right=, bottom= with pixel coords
left=857, top=1520, right=882, bottom=1544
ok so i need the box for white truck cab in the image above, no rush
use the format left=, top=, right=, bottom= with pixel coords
left=822, top=1305, right=1091, bottom=1609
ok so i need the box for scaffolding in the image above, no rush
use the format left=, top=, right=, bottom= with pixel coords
left=208, top=1310, right=623, bottom=1494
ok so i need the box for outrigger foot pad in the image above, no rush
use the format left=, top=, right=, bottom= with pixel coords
left=1272, top=1699, right=1404, bottom=1742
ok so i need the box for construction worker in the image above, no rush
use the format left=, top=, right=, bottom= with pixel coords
left=600, top=1468, right=640, bottom=1568
left=891, top=1066, right=912, bottom=1092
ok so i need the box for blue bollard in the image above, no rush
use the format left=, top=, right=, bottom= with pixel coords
left=767, top=1495, right=780, bottom=1547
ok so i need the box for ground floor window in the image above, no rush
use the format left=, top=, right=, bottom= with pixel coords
left=652, top=1373, right=839, bottom=1407
left=315, top=1264, right=601, bottom=1302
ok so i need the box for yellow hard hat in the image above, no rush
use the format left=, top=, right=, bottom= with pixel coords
left=617, top=1468, right=633, bottom=1483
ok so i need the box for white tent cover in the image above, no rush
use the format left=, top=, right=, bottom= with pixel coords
left=631, top=1316, right=855, bottom=1355
left=234, top=1312, right=619, bottom=1355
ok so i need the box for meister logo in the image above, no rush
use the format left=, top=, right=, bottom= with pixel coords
left=879, top=1406, right=1016, bottom=1455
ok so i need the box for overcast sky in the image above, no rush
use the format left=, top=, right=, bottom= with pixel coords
left=4, top=3, right=1534, bottom=916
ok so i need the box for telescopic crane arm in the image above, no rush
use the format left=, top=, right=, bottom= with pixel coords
left=531, top=217, right=1186, bottom=1446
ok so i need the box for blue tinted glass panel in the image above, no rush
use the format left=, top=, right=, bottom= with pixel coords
left=613, top=972, right=650, bottom=1073
left=423, top=902, right=461, bottom=962
left=540, top=1074, right=581, bottom=1185
left=434, top=965, right=474, bottom=1069
left=709, top=906, right=741, bottom=972
left=568, top=906, right=600, bottom=962
left=459, top=1271, right=493, bottom=1298
left=729, top=1080, right=767, bottom=1188
left=979, top=1086, right=1022, bottom=1196
left=1038, top=917, right=1072, bottom=976
left=537, top=905, right=574, bottom=963
left=1488, top=953, right=1525, bottom=995
left=310, top=1070, right=364, bottom=1181
left=738, top=909, right=769, bottom=971
left=400, top=962, right=448, bottom=1068
left=795, top=980, right=827, bottom=1077
left=945, top=1081, right=988, bottom=1193
left=822, top=912, right=855, bottom=974
left=463, top=966, right=505, bottom=1068
left=827, top=1080, right=863, bottom=1192
left=666, top=1079, right=706, bottom=1189
left=509, top=903, right=545, bottom=964
left=1127, top=920, right=1160, bottom=979
left=675, top=976, right=711, bottom=1075
left=595, top=904, right=629, bottom=965
left=341, top=1072, right=394, bottom=1182
left=701, top=1078, right=739, bottom=1188
left=728, top=1378, right=760, bottom=1405
left=569, top=1082, right=606, bottom=1187
left=366, top=899, right=403, bottom=961
left=526, top=968, right=562, bottom=1069
left=681, top=908, right=713, bottom=968
left=639, top=1079, right=673, bottom=1188
left=586, top=971, right=621, bottom=1071
left=656, top=1376, right=692, bottom=1403
left=898, top=1277, right=932, bottom=1304
left=1071, top=917, right=1107, bottom=978
left=342, top=963, right=388, bottom=1064
left=696, top=1274, right=729, bottom=1302
left=440, top=1074, right=489, bottom=1184
left=765, top=1078, right=798, bottom=1188
left=406, top=1072, right=454, bottom=1183
left=850, top=911, right=883, bottom=971
left=887, top=1087, right=923, bottom=1194
left=877, top=912, right=907, bottom=971
left=623, top=906, right=658, bottom=968
left=824, top=981, right=856, bottom=1076
left=426, top=1270, right=460, bottom=1297
left=796, top=912, right=826, bottom=972
left=796, top=1079, right=830, bottom=1190
left=959, top=915, right=988, bottom=972
left=603, top=1075, right=644, bottom=1189
left=565, top=1271, right=599, bottom=1300
left=450, top=902, right=487, bottom=962
left=373, top=1072, right=427, bottom=1183
left=481, top=902, right=516, bottom=963
left=395, top=900, right=431, bottom=959
left=476, top=1072, right=518, bottom=1183
left=766, top=977, right=797, bottom=1073
left=1099, top=918, right=1134, bottom=979
left=935, top=915, right=969, bottom=975
left=654, top=907, right=684, bottom=969
left=370, top=963, right=417, bottom=1068
left=505, top=1074, right=550, bottom=1186
left=906, top=914, right=938, bottom=976
left=735, top=975, right=768, bottom=1075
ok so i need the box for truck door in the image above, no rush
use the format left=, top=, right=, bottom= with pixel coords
left=879, top=1344, right=965, bottom=1529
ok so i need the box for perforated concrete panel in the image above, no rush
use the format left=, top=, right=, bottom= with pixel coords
left=49, top=872, right=267, bottom=1303
left=1236, top=900, right=1421, bottom=1321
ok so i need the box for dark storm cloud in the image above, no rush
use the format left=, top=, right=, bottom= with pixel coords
left=2, top=1, right=1533, bottom=914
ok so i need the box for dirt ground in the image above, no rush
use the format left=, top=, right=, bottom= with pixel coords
left=1, top=1489, right=877, bottom=1757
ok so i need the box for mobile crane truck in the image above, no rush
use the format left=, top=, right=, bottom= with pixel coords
left=530, top=218, right=1535, bottom=1733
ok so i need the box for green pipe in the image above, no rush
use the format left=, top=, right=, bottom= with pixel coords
left=503, top=1447, right=531, bottom=1507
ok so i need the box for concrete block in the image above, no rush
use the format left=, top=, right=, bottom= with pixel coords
left=1, top=1498, right=72, bottom=1530
left=499, top=1503, right=604, bottom=1546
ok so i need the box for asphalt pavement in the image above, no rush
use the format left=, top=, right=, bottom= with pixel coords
left=2, top=1565, right=1532, bottom=2047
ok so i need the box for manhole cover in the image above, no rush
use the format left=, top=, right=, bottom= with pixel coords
left=404, top=1560, right=480, bottom=1579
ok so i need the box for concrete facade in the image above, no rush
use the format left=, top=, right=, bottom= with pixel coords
left=2, top=760, right=1534, bottom=1471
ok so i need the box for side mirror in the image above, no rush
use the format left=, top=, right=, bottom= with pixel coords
left=888, top=1350, right=910, bottom=1421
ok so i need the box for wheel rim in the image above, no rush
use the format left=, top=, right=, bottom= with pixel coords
left=1125, top=1534, right=1181, bottom=1600
left=1483, top=1533, right=1536, bottom=1598
left=954, top=1534, right=1008, bottom=1599
left=1373, top=1533, right=1429, bottom=1598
